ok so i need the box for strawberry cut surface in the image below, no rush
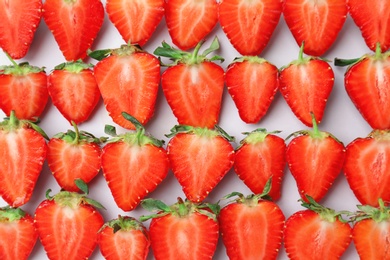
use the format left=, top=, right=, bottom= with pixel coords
left=0, top=0, right=42, bottom=59
left=106, top=0, right=164, bottom=46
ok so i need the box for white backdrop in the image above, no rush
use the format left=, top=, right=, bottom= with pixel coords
left=0, top=2, right=374, bottom=259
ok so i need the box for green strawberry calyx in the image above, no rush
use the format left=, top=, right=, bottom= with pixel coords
left=45, top=179, right=105, bottom=210
left=53, top=121, right=107, bottom=145
left=104, top=112, right=164, bottom=147
left=237, top=128, right=281, bottom=149
left=140, top=197, right=220, bottom=222
left=100, top=215, right=148, bottom=235
left=280, top=42, right=328, bottom=70
left=53, top=59, right=93, bottom=73
left=0, top=206, right=26, bottom=222
left=166, top=124, right=235, bottom=142
left=88, top=43, right=144, bottom=61
left=0, top=52, right=45, bottom=75
left=351, top=199, right=390, bottom=223
left=0, top=110, right=49, bottom=140
left=300, top=195, right=350, bottom=223
left=154, top=36, right=224, bottom=66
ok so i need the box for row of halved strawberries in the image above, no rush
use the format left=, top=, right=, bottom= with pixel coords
left=1, top=0, right=389, bottom=62
left=2, top=176, right=389, bottom=259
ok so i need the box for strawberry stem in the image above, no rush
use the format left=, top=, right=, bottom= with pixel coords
left=298, top=42, right=305, bottom=62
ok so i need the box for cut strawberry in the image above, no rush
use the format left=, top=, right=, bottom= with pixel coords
left=218, top=0, right=283, bottom=56
left=141, top=198, right=219, bottom=260
left=234, top=128, right=286, bottom=200
left=106, top=0, right=164, bottom=46
left=352, top=199, right=390, bottom=259
left=286, top=115, right=345, bottom=202
left=43, top=0, right=104, bottom=61
left=166, top=125, right=235, bottom=202
left=343, top=129, right=390, bottom=207
left=283, top=0, right=348, bottom=56
left=0, top=207, right=38, bottom=260
left=0, top=111, right=48, bottom=207
left=98, top=216, right=150, bottom=260
left=101, top=113, right=170, bottom=211
left=284, top=197, right=352, bottom=259
left=348, top=0, right=390, bottom=52
left=165, top=0, right=218, bottom=50
left=0, top=0, right=42, bottom=59
left=226, top=56, right=279, bottom=124
left=47, top=61, right=100, bottom=124
left=279, top=44, right=334, bottom=126
left=91, top=44, right=160, bottom=130
left=335, top=45, right=390, bottom=129
left=34, top=181, right=105, bottom=260
left=47, top=122, right=104, bottom=192
left=219, top=187, right=285, bottom=259
left=154, top=38, right=225, bottom=128
left=0, top=58, right=48, bottom=121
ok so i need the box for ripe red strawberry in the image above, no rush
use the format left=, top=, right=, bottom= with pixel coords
left=234, top=128, right=286, bottom=201
left=286, top=115, right=345, bottom=202
left=166, top=125, right=235, bottom=202
left=343, top=129, right=390, bottom=207
left=218, top=0, right=283, bottom=56
left=47, top=123, right=104, bottom=192
left=219, top=188, right=285, bottom=259
left=47, top=61, right=100, bottom=124
left=352, top=199, right=390, bottom=259
left=101, top=113, right=170, bottom=211
left=279, top=44, right=334, bottom=126
left=91, top=44, right=160, bottom=130
left=0, top=111, right=47, bottom=207
left=106, top=0, right=164, bottom=46
left=155, top=38, right=225, bottom=128
left=0, top=0, right=42, bottom=60
left=284, top=197, right=352, bottom=259
left=141, top=198, right=220, bottom=260
left=335, top=46, right=390, bottom=129
left=165, top=0, right=218, bottom=50
left=34, top=181, right=105, bottom=260
left=0, top=206, right=38, bottom=260
left=0, top=59, right=48, bottom=121
left=283, top=0, right=348, bottom=56
left=98, top=216, right=150, bottom=260
left=43, top=0, right=104, bottom=61
left=225, top=56, right=279, bottom=124
left=348, top=0, right=390, bottom=52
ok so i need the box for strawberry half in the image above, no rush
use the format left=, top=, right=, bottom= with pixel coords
left=47, top=61, right=100, bottom=124
left=284, top=197, right=352, bottom=259
left=0, top=207, right=38, bottom=260
left=47, top=122, right=104, bottom=192
left=43, top=0, right=104, bottom=61
left=0, top=0, right=42, bottom=60
left=0, top=58, right=48, bottom=121
left=98, top=216, right=150, bottom=260
left=0, top=111, right=48, bottom=207
left=106, top=0, right=164, bottom=46
left=283, top=0, right=348, bottom=56
left=165, top=0, right=218, bottom=50
left=101, top=113, right=170, bottom=211
left=141, top=198, right=220, bottom=260
left=166, top=125, right=235, bottom=202
left=234, top=128, right=286, bottom=201
left=286, top=115, right=345, bottom=202
left=218, top=0, right=283, bottom=56
left=335, top=45, right=390, bottom=129
left=348, top=0, right=390, bottom=52
left=219, top=187, right=285, bottom=259
left=279, top=44, right=334, bottom=126
left=225, top=56, right=279, bottom=124
left=34, top=181, right=105, bottom=260
left=91, top=44, right=160, bottom=130
left=343, top=129, right=390, bottom=207
left=154, top=38, right=225, bottom=128
left=351, top=199, right=390, bottom=259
